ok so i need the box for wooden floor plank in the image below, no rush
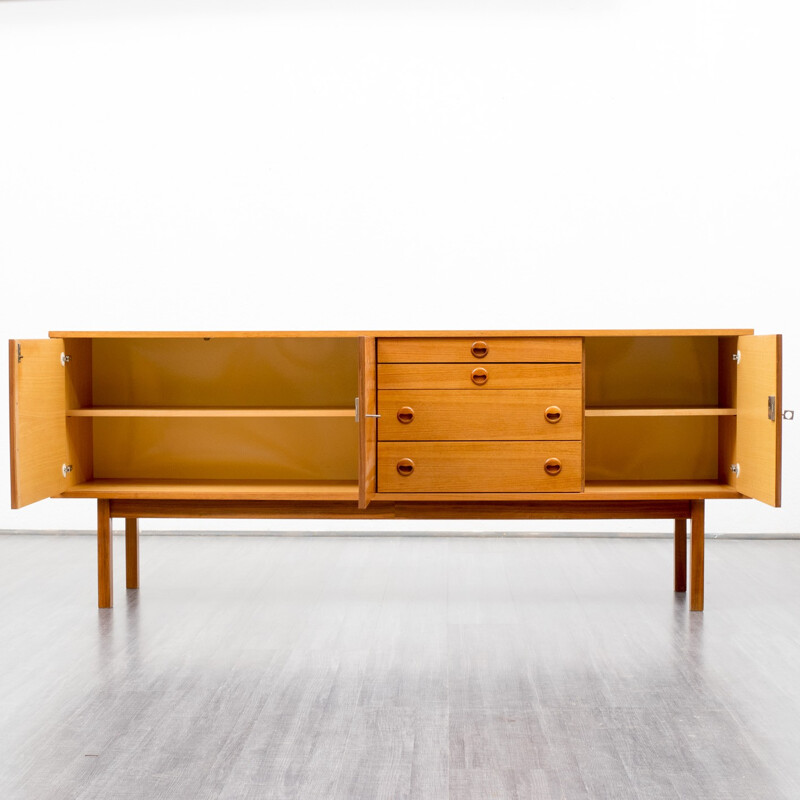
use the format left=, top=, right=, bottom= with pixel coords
left=1, top=533, right=800, bottom=800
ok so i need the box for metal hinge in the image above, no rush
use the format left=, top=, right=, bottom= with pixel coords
left=61, top=353, right=71, bottom=366
left=730, top=463, right=740, bottom=477
left=354, top=397, right=381, bottom=423
left=732, top=351, right=741, bottom=364
left=17, top=343, right=22, bottom=363
left=768, top=396, right=776, bottom=421
left=62, top=464, right=73, bottom=478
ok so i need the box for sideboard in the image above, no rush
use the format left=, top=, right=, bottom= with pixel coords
left=8, top=330, right=785, bottom=611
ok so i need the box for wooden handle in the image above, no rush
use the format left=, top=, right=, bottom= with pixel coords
left=471, top=341, right=489, bottom=359
left=471, top=367, right=488, bottom=385
left=544, top=457, right=562, bottom=476
left=397, top=406, right=415, bottom=424
left=396, top=458, right=415, bottom=476
left=544, top=406, right=562, bottom=423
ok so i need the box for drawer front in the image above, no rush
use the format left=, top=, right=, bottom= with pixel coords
left=378, top=363, right=582, bottom=390
left=377, top=337, right=582, bottom=364
left=378, top=389, right=582, bottom=441
left=378, top=441, right=582, bottom=492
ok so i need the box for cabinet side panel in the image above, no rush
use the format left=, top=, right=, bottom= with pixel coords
left=718, top=337, right=738, bottom=483
left=65, top=338, right=94, bottom=486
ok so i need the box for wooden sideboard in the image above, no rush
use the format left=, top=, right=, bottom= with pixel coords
left=9, top=330, right=784, bottom=611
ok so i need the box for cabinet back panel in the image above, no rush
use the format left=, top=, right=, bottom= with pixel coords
left=585, top=417, right=718, bottom=480
left=93, top=418, right=357, bottom=480
left=92, top=338, right=358, bottom=407
left=585, top=337, right=718, bottom=407
left=65, top=339, right=94, bottom=485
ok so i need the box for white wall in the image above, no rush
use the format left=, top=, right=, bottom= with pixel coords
left=1, top=0, right=797, bottom=534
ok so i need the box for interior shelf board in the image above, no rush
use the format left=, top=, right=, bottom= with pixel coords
left=60, top=479, right=360, bottom=501
left=375, top=481, right=744, bottom=501
left=584, top=406, right=737, bottom=417
left=583, top=480, right=742, bottom=498
left=66, top=406, right=355, bottom=418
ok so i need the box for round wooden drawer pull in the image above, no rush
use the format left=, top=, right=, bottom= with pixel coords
left=544, top=458, right=562, bottom=476
left=397, top=406, right=415, bottom=424
left=471, top=367, right=489, bottom=385
left=397, top=458, right=415, bottom=476
left=545, top=406, right=562, bottom=424
left=471, top=341, right=489, bottom=359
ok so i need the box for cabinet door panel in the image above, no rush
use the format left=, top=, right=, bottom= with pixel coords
left=735, top=334, right=782, bottom=506
left=358, top=336, right=377, bottom=509
left=9, top=339, right=68, bottom=508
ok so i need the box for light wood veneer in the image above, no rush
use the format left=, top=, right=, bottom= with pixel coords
left=8, top=329, right=783, bottom=612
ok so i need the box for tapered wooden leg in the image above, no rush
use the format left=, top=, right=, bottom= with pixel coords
left=125, top=518, right=140, bottom=590
left=98, top=499, right=113, bottom=608
left=690, top=500, right=705, bottom=612
left=674, top=518, right=687, bottom=593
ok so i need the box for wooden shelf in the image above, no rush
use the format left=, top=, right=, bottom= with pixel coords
left=60, top=479, right=742, bottom=502
left=585, top=407, right=736, bottom=417
left=583, top=480, right=741, bottom=498
left=66, top=406, right=355, bottom=418
left=60, top=479, right=360, bottom=501
left=374, top=481, right=743, bottom=501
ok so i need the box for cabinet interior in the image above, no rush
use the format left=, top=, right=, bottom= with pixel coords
left=58, top=333, right=743, bottom=499
left=584, top=336, right=737, bottom=484
left=65, top=338, right=359, bottom=495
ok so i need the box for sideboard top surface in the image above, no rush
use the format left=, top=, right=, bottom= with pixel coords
left=48, top=329, right=755, bottom=339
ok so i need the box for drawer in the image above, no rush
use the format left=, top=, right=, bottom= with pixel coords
left=377, top=337, right=582, bottom=363
left=378, top=389, right=582, bottom=441
left=378, top=362, right=582, bottom=390
left=378, top=441, right=582, bottom=492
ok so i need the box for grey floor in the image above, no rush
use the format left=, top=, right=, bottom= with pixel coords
left=2, top=534, right=800, bottom=800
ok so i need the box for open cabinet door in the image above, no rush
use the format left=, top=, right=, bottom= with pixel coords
left=9, top=339, right=69, bottom=508
left=358, top=336, right=377, bottom=509
left=734, top=334, right=782, bottom=507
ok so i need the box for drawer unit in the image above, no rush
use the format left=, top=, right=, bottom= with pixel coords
left=378, top=441, right=582, bottom=492
left=377, top=337, right=582, bottom=364
left=377, top=363, right=582, bottom=390
left=375, top=337, right=584, bottom=495
left=378, top=389, right=582, bottom=441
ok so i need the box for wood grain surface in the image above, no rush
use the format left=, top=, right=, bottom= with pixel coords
left=49, top=328, right=755, bottom=338
left=377, top=337, right=583, bottom=363
left=378, top=390, right=582, bottom=441
left=377, top=442, right=583, bottom=493
left=378, top=362, right=583, bottom=390
left=8, top=339, right=69, bottom=508
left=734, top=334, right=782, bottom=506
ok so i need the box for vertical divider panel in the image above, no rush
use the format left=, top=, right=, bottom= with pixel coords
left=359, top=336, right=378, bottom=508
left=580, top=337, right=586, bottom=492
left=718, top=336, right=738, bottom=485
left=65, top=338, right=94, bottom=486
